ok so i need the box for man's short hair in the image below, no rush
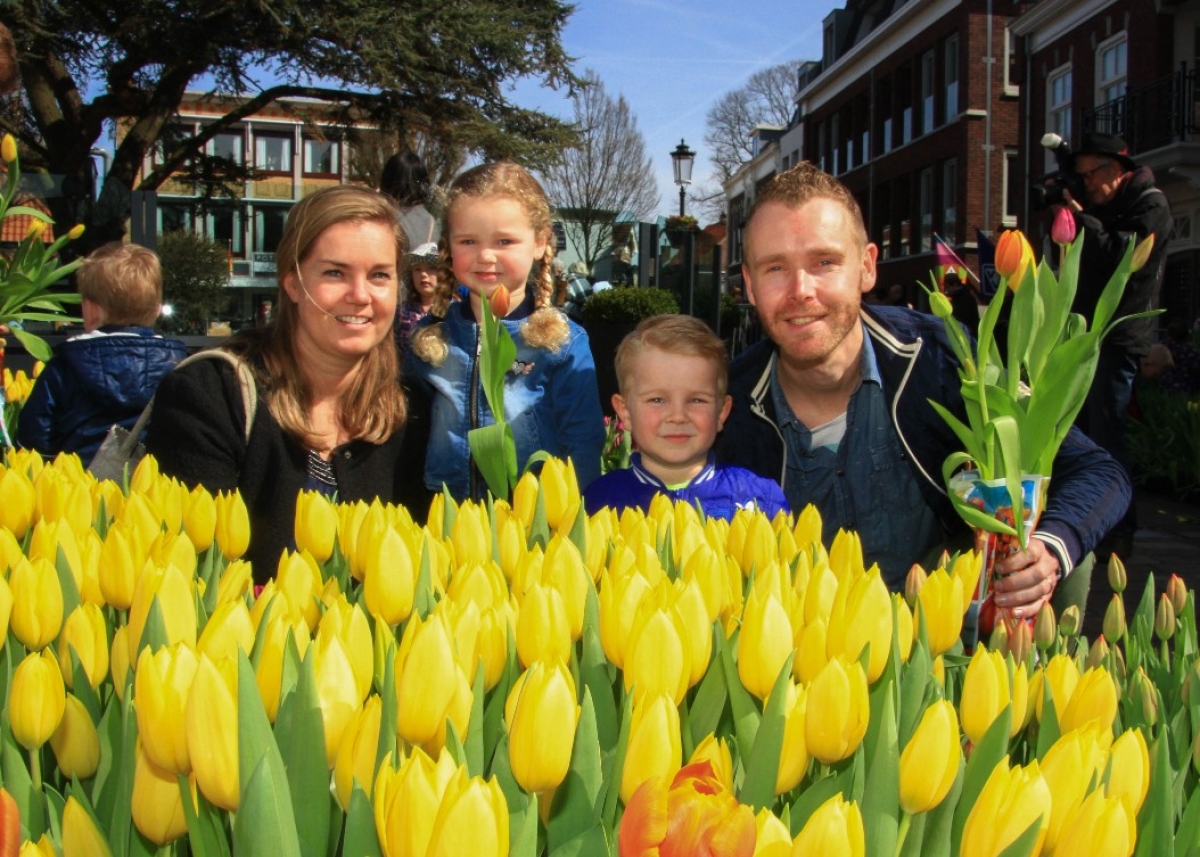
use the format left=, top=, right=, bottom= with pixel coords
left=77, top=242, right=163, bottom=327
left=746, top=161, right=868, bottom=247
left=614, top=314, right=729, bottom=398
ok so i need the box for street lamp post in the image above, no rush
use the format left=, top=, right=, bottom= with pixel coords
left=670, top=139, right=695, bottom=217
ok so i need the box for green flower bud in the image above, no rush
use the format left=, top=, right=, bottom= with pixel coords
left=1103, top=595, right=1126, bottom=643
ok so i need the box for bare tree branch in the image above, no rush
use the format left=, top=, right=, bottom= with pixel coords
left=703, top=60, right=801, bottom=184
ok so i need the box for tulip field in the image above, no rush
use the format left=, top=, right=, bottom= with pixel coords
left=0, top=447, right=1197, bottom=857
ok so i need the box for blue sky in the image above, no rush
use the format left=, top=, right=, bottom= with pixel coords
left=511, top=0, right=841, bottom=217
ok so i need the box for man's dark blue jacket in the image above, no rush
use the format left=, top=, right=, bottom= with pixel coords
left=714, top=304, right=1131, bottom=579
left=17, top=327, right=187, bottom=460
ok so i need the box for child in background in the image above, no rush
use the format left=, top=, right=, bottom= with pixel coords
left=394, top=241, right=440, bottom=357
left=406, top=162, right=605, bottom=500
left=17, top=242, right=187, bottom=460
left=583, top=315, right=788, bottom=520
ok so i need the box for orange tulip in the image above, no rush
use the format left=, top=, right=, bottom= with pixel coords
left=618, top=761, right=755, bottom=857
left=994, top=229, right=1034, bottom=290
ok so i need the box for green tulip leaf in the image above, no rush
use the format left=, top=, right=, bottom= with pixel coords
left=993, top=813, right=1047, bottom=857
left=468, top=422, right=518, bottom=502
left=952, top=702, right=1011, bottom=850
left=529, top=480, right=551, bottom=549
left=464, top=661, right=486, bottom=776
left=1, top=729, right=38, bottom=841
left=342, top=783, right=383, bottom=857
left=1134, top=732, right=1175, bottom=857
left=482, top=624, right=520, bottom=768
left=913, top=758, right=962, bottom=857
left=1035, top=675, right=1062, bottom=759
left=439, top=485, right=457, bottom=539
left=375, top=638, right=398, bottom=772
left=233, top=654, right=302, bottom=857
left=274, top=650, right=331, bottom=857
left=739, top=652, right=793, bottom=810
left=103, top=684, right=139, bottom=856
left=179, top=776, right=232, bottom=857
left=414, top=533, right=436, bottom=620
left=718, top=629, right=761, bottom=756
left=899, top=636, right=932, bottom=748
left=787, top=766, right=854, bottom=838
left=68, top=649, right=100, bottom=723
left=89, top=697, right=124, bottom=830
left=54, top=544, right=82, bottom=617
left=491, top=736, right=539, bottom=857
left=580, top=616, right=619, bottom=753
left=862, top=683, right=900, bottom=857
left=547, top=687, right=604, bottom=851
left=688, top=623, right=729, bottom=747
left=600, top=688, right=634, bottom=831
left=1174, top=783, right=1200, bottom=857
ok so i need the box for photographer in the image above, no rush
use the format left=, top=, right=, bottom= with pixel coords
left=1058, top=132, right=1173, bottom=559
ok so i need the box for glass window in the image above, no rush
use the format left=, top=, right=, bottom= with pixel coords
left=921, top=50, right=936, bottom=135
left=254, top=135, right=293, bottom=173
left=211, top=131, right=243, bottom=164
left=153, top=123, right=193, bottom=168
left=1004, top=25, right=1020, bottom=94
left=919, top=167, right=933, bottom=253
left=1097, top=34, right=1127, bottom=104
left=209, top=208, right=243, bottom=256
left=1003, top=150, right=1019, bottom=226
left=160, top=204, right=192, bottom=233
left=942, top=159, right=957, bottom=241
left=944, top=36, right=959, bottom=124
left=831, top=114, right=841, bottom=175
left=1047, top=65, right=1072, bottom=172
left=256, top=206, right=288, bottom=253
left=303, top=139, right=340, bottom=175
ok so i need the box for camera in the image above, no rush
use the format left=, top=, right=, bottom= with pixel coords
left=1031, top=133, right=1085, bottom=208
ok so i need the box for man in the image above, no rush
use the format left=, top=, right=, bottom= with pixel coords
left=715, top=162, right=1130, bottom=620
left=1059, top=132, right=1172, bottom=560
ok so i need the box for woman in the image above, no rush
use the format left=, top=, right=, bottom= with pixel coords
left=147, top=185, right=431, bottom=581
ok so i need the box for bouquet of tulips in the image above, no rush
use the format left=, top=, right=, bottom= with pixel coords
left=0, top=448, right=1196, bottom=857
left=925, top=220, right=1158, bottom=632
left=0, top=365, right=37, bottom=449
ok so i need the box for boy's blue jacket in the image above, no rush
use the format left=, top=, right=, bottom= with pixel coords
left=583, top=452, right=789, bottom=520
left=17, top=327, right=188, bottom=460
left=715, top=304, right=1131, bottom=577
left=405, top=299, right=605, bottom=500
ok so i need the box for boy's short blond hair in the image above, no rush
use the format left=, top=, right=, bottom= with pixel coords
left=77, top=242, right=163, bottom=326
left=615, top=314, right=729, bottom=398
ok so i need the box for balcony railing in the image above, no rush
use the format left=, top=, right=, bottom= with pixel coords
left=1084, top=66, right=1200, bottom=151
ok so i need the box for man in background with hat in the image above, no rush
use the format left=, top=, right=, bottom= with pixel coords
left=1058, top=131, right=1173, bottom=560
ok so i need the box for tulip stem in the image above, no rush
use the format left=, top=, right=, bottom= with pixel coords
left=894, top=811, right=912, bottom=857
left=29, top=748, right=41, bottom=793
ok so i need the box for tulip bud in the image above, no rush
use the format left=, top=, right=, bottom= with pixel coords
left=333, top=695, right=382, bottom=811
left=9, top=650, right=66, bottom=750
left=214, top=490, right=250, bottom=560
left=50, top=695, right=100, bottom=780
left=1051, top=206, right=1077, bottom=245
left=1007, top=618, right=1032, bottom=665
left=904, top=563, right=927, bottom=609
left=1133, top=668, right=1159, bottom=727
left=25, top=219, right=46, bottom=242
left=1106, top=728, right=1150, bottom=816
left=1059, top=665, right=1119, bottom=735
left=1130, top=232, right=1155, bottom=272
left=1102, top=595, right=1126, bottom=642
left=1, top=133, right=16, bottom=163
left=805, top=657, right=869, bottom=764
left=66, top=223, right=85, bottom=240
left=620, top=692, right=682, bottom=804
left=987, top=619, right=1008, bottom=652
left=488, top=283, right=511, bottom=317
left=792, top=793, right=865, bottom=857
left=929, top=290, right=954, bottom=320
left=186, top=653, right=239, bottom=811
left=995, top=229, right=1034, bottom=290
left=395, top=610, right=458, bottom=746
left=131, top=738, right=189, bottom=845
left=899, top=700, right=962, bottom=815
left=961, top=758, right=1051, bottom=857
left=57, top=603, right=109, bottom=690
left=62, top=796, right=114, bottom=857
left=9, top=555, right=64, bottom=650
left=1166, top=574, right=1188, bottom=617
left=1058, top=604, right=1081, bottom=638
left=1034, top=602, right=1057, bottom=652
left=1154, top=593, right=1176, bottom=642
left=0, top=788, right=16, bottom=857
left=1087, top=635, right=1110, bottom=670
left=506, top=659, right=580, bottom=795
left=1107, top=553, right=1127, bottom=593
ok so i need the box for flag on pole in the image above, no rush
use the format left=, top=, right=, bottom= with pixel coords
left=976, top=228, right=1000, bottom=300
left=933, top=233, right=972, bottom=293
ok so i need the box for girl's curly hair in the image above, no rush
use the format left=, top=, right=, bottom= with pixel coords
left=411, top=162, right=569, bottom=366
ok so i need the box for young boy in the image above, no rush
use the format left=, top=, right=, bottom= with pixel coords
left=17, top=242, right=187, bottom=460
left=583, top=314, right=788, bottom=520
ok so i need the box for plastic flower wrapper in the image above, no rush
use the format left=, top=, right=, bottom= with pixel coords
left=925, top=226, right=1157, bottom=637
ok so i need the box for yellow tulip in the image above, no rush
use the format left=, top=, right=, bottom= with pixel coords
left=275, top=549, right=322, bottom=630
left=805, top=657, right=869, bottom=765
left=620, top=692, right=682, bottom=804
left=688, top=733, right=736, bottom=795
left=131, top=739, right=189, bottom=845
left=791, top=793, right=865, bottom=857
left=334, top=694, right=383, bottom=810
left=57, top=603, right=109, bottom=690
left=1054, top=788, right=1136, bottom=857
left=543, top=534, right=589, bottom=641
left=214, top=489, right=250, bottom=560
left=794, top=615, right=829, bottom=684
left=374, top=748, right=458, bottom=857
left=960, top=648, right=1010, bottom=745
left=826, top=567, right=893, bottom=682
left=363, top=526, right=416, bottom=627
left=9, top=649, right=66, bottom=750
left=1, top=133, right=16, bottom=163
left=773, top=680, right=809, bottom=795
left=0, top=526, right=23, bottom=573
left=624, top=590, right=691, bottom=705
left=49, top=694, right=100, bottom=780
left=1105, top=728, right=1150, bottom=817
left=182, top=484, right=216, bottom=552
left=755, top=808, right=794, bottom=857
left=19, top=835, right=55, bottom=857
left=216, top=558, right=252, bottom=606
left=424, top=769, right=509, bottom=857
left=738, top=587, right=795, bottom=701
left=135, top=643, right=198, bottom=775
left=451, top=502, right=491, bottom=567
left=97, top=524, right=137, bottom=610
left=62, top=796, right=114, bottom=857
left=917, top=567, right=964, bottom=656
left=0, top=466, right=35, bottom=538
left=598, top=569, right=652, bottom=669
left=506, top=659, right=579, bottom=794
left=127, top=563, right=197, bottom=660
left=186, top=653, right=240, bottom=811
left=899, top=700, right=962, bottom=815
left=110, top=625, right=132, bottom=702
left=539, top=456, right=578, bottom=531
left=1059, top=666, right=1118, bottom=734
left=396, top=610, right=458, bottom=745
left=295, top=490, right=338, bottom=562
left=314, top=633, right=361, bottom=767
left=1040, top=726, right=1111, bottom=854
left=9, top=555, right=64, bottom=650
left=515, top=581, right=572, bottom=668
left=255, top=611, right=311, bottom=722
left=511, top=471, right=538, bottom=530
left=960, top=758, right=1051, bottom=857
left=317, top=596, right=373, bottom=703
left=1031, top=653, right=1081, bottom=723
left=198, top=599, right=255, bottom=664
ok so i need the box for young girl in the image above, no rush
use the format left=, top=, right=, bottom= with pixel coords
left=406, top=162, right=605, bottom=501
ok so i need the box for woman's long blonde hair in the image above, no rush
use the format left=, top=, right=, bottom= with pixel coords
left=411, top=162, right=569, bottom=365
left=225, top=186, right=407, bottom=446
